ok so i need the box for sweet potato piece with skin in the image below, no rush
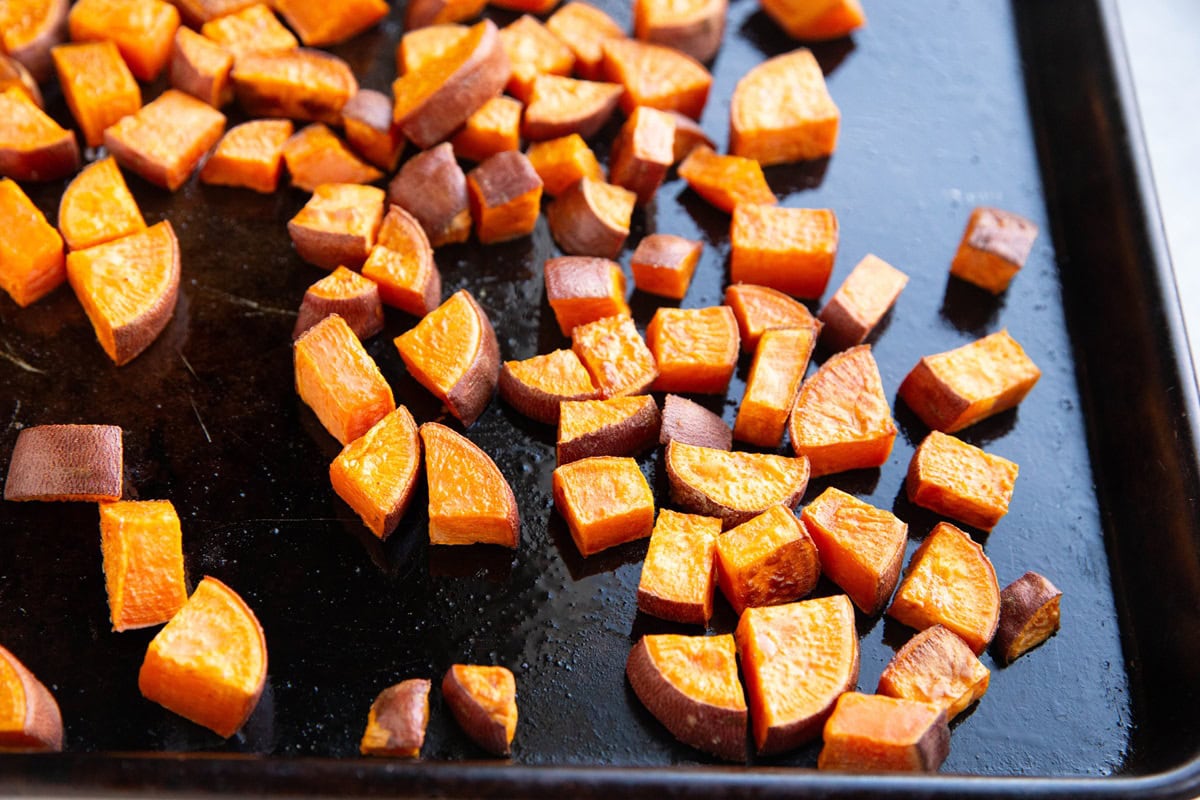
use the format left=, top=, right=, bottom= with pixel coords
left=553, top=456, right=654, bottom=556
left=274, top=0, right=387, bottom=48
left=395, top=290, right=500, bottom=428
left=665, top=440, right=809, bottom=529
left=51, top=41, right=140, bottom=148
left=526, top=134, right=605, bottom=196
left=659, top=394, right=731, bottom=450
left=546, top=178, right=636, bottom=259
left=138, top=576, right=267, bottom=738
left=819, top=254, right=909, bottom=351
left=99, top=500, right=188, bottom=631
left=609, top=106, right=675, bottom=205
left=571, top=314, right=658, bottom=398
left=800, top=487, right=906, bottom=616
left=633, top=0, right=726, bottom=63
left=522, top=75, right=623, bottom=142
left=0, top=55, right=42, bottom=107
left=170, top=27, right=234, bottom=109
left=171, top=0, right=258, bottom=26
left=451, top=96, right=521, bottom=163
left=818, top=692, right=949, bottom=773
left=678, top=145, right=776, bottom=213
left=636, top=510, right=721, bottom=625
left=601, top=38, right=712, bottom=119
left=995, top=572, right=1062, bottom=663
left=877, top=625, right=989, bottom=720
left=68, top=0, right=179, bottom=81
left=200, top=119, right=293, bottom=194
left=906, top=431, right=1019, bottom=531
left=293, top=314, right=395, bottom=445
left=761, top=0, right=864, bottom=41
left=0, top=645, right=62, bottom=751
left=631, top=234, right=701, bottom=300
left=442, top=665, right=517, bottom=756
left=287, top=183, right=385, bottom=270
left=404, top=0, right=486, bottom=31
left=499, top=15, right=575, bottom=103
left=343, top=90, right=405, bottom=172
left=467, top=150, right=543, bottom=244
left=200, top=4, right=297, bottom=61
left=731, top=204, right=838, bottom=299
left=0, top=178, right=65, bottom=307
left=725, top=282, right=821, bottom=352
left=490, top=0, right=558, bottom=14
left=898, top=330, right=1042, bottom=434
left=889, top=522, right=1001, bottom=655
left=67, top=222, right=181, bottom=365
left=362, top=206, right=442, bottom=318
left=232, top=49, right=357, bottom=125
left=104, top=90, right=226, bottom=192
left=715, top=505, right=820, bottom=615
left=330, top=406, right=421, bottom=540
left=626, top=634, right=746, bottom=761
left=0, top=0, right=68, bottom=83
left=646, top=305, right=739, bottom=394
left=293, top=267, right=384, bottom=340
left=283, top=124, right=384, bottom=193
left=59, top=158, right=145, bottom=253
left=668, top=111, right=713, bottom=161
left=421, top=422, right=519, bottom=547
left=397, top=24, right=470, bottom=74
left=731, top=48, right=839, bottom=165
left=544, top=256, right=631, bottom=337
left=388, top=143, right=472, bottom=248
left=360, top=679, right=431, bottom=757
left=4, top=424, right=122, bottom=502
left=734, top=327, right=817, bottom=448
left=498, top=349, right=601, bottom=425
left=557, top=395, right=659, bottom=464
left=0, top=87, right=79, bottom=183
left=545, top=2, right=625, bottom=81
left=951, top=207, right=1038, bottom=294
left=736, top=595, right=859, bottom=755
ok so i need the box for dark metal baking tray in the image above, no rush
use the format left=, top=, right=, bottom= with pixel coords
left=2, top=0, right=1200, bottom=795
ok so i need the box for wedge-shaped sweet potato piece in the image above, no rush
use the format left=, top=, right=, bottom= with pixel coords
left=287, top=183, right=385, bottom=270
left=283, top=123, right=384, bottom=193
left=877, top=625, right=989, bottom=720
left=498, top=349, right=601, bottom=424
left=553, top=455, right=654, bottom=556
left=330, top=406, right=421, bottom=540
left=995, top=571, right=1061, bottom=664
left=421, top=422, right=519, bottom=547
left=294, top=314, right=395, bottom=445
left=0, top=644, right=63, bottom=752
left=801, top=487, right=906, bottom=616
left=0, top=87, right=79, bottom=182
left=200, top=3, right=297, bottom=60
left=731, top=204, right=838, bottom=299
left=387, top=143, right=471, bottom=248
left=0, top=0, right=68, bottom=83
left=4, top=424, right=122, bottom=502
left=659, top=394, right=731, bottom=450
left=736, top=595, right=858, bottom=754
left=200, top=118, right=293, bottom=193
left=396, top=289, right=500, bottom=428
left=601, top=38, right=711, bottom=118
left=139, top=576, right=267, bottom=738
left=906, top=431, right=1018, bottom=531
left=818, top=692, right=948, bottom=773
left=633, top=0, right=725, bottom=63
left=105, top=90, right=226, bottom=192
left=730, top=48, right=839, bottom=165
left=404, top=0, right=486, bottom=31
left=557, top=395, right=659, bottom=464
left=678, top=145, right=776, bottom=213
left=99, top=499, right=188, bottom=631
left=544, top=255, right=630, bottom=337
left=636, top=509, right=721, bottom=624
left=762, top=0, right=864, bottom=41
left=716, top=505, right=819, bottom=614
left=467, top=150, right=543, bottom=244
left=51, top=41, right=140, bottom=149
left=819, top=253, right=908, bottom=351
left=170, top=27, right=234, bottom=109
left=0, top=177, right=65, bottom=307
left=293, top=266, right=384, bottom=340
left=571, top=313, right=658, bottom=398
left=233, top=49, right=357, bottom=125
left=451, top=95, right=521, bottom=163
left=668, top=110, right=712, bottom=161
left=499, top=15, right=575, bottom=103
left=526, top=134, right=605, bottom=196
left=627, top=634, right=746, bottom=761
left=898, top=330, right=1041, bottom=434
left=725, top=282, right=821, bottom=352
left=951, top=207, right=1038, bottom=294
left=647, top=306, right=739, bottom=394
left=67, top=222, right=181, bottom=365
left=397, top=23, right=470, bottom=73
left=666, top=441, right=810, bottom=529
left=343, top=90, right=405, bottom=172
left=545, top=1, right=625, bottom=81
left=608, top=105, right=674, bottom=205
left=362, top=206, right=442, bottom=318
left=631, top=234, right=701, bottom=300
left=275, top=0, right=387, bottom=47
left=734, top=327, right=817, bottom=448
left=360, top=679, right=430, bottom=757
left=0, top=54, right=42, bottom=107
left=59, top=158, right=145, bottom=253
left=888, top=522, right=1000, bottom=655
left=547, top=178, right=635, bottom=259
left=171, top=0, right=258, bottom=25
left=69, top=0, right=179, bottom=81
left=443, top=665, right=517, bottom=756
left=789, top=345, right=895, bottom=476
left=522, top=75, right=623, bottom=141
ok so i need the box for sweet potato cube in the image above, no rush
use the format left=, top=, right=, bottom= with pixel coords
left=51, top=41, right=140, bottom=149
left=736, top=595, right=858, bottom=754
left=451, top=96, right=522, bottom=163
left=287, top=183, right=385, bottom=270
left=600, top=38, right=712, bottom=119
left=404, top=0, right=486, bottom=31
left=995, top=571, right=1062, bottom=663
left=343, top=90, right=405, bottom=172
left=898, top=330, right=1041, bottom=434
left=0, top=178, right=65, bottom=307
left=734, top=327, right=817, bottom=448
left=819, top=254, right=908, bottom=351
left=906, top=431, right=1018, bottom=531
left=760, top=0, right=865, bottom=41
left=442, top=665, right=517, bottom=756
left=571, top=314, right=658, bottom=398
left=526, top=134, right=605, bottom=196
left=499, top=15, right=575, bottom=103
left=544, top=255, right=631, bottom=337
left=789, top=345, right=895, bottom=476
left=397, top=24, right=469, bottom=73
left=466, top=150, right=543, bottom=244
left=99, top=500, right=188, bottom=631
left=800, top=487, right=906, bottom=616
left=59, top=158, right=145, bottom=252
left=4, top=424, right=122, bottom=502
left=498, top=349, right=601, bottom=424
left=0, top=54, right=42, bottom=107
left=609, top=106, right=675, bottom=205
left=0, top=86, right=79, bottom=183
left=0, top=0, right=68, bottom=84
left=232, top=49, right=357, bottom=125
left=200, top=4, right=297, bottom=60
left=725, top=282, right=821, bottom=352
left=888, top=521, right=1001, bottom=655
left=552, top=455, right=654, bottom=556
left=545, top=1, right=625, bottom=81
left=557, top=394, right=659, bottom=464
left=547, top=178, right=636, bottom=259
left=283, top=123, right=384, bottom=193
left=521, top=75, right=623, bottom=141
left=395, top=289, right=500, bottom=428
left=731, top=204, right=838, bottom=299
left=360, top=679, right=431, bottom=758
left=104, top=90, right=226, bottom=192
left=631, top=234, right=702, bottom=300
left=421, top=422, right=520, bottom=547
left=200, top=118, right=293, bottom=193
left=659, top=394, right=731, bottom=450
left=715, top=505, right=819, bottom=615
left=730, top=48, right=839, bottom=165
left=292, top=266, right=384, bottom=341
left=362, top=205, right=442, bottom=318
left=678, top=145, right=776, bottom=213
left=171, top=0, right=259, bottom=25
left=387, top=143, right=472, bottom=248
left=275, top=0, right=387, bottom=47
left=665, top=440, right=809, bottom=528
left=876, top=625, right=989, bottom=720
left=68, top=0, right=179, bottom=81
left=633, top=0, right=726, bottom=63
left=950, top=207, right=1038, bottom=294
left=0, top=644, right=63, bottom=751
left=646, top=306, right=739, bottom=395
left=818, top=692, right=949, bottom=773
left=636, top=510, right=721, bottom=625
left=170, top=27, right=234, bottom=109
left=293, top=313, right=395, bottom=445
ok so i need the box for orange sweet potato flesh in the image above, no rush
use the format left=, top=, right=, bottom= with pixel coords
left=546, top=178, right=636, bottom=259
left=283, top=123, right=384, bottom=193
left=387, top=142, right=472, bottom=248
left=99, top=500, right=188, bottom=631
left=51, top=41, right=140, bottom=148
left=275, top=0, right=388, bottom=47
left=553, top=456, right=654, bottom=556
left=734, top=327, right=817, bottom=448
left=669, top=111, right=713, bottom=162
left=730, top=48, right=839, bottom=165
left=66, top=221, right=180, bottom=365
left=665, top=440, right=809, bottom=529
left=571, top=313, right=658, bottom=398
left=817, top=692, right=949, bottom=773
left=677, top=145, right=776, bottom=213
left=725, top=282, right=821, bottom=352
left=0, top=644, right=63, bottom=752
left=522, top=75, right=623, bottom=142
left=800, top=487, right=906, bottom=616
left=609, top=106, right=675, bottom=205
left=789, top=345, right=896, bottom=477
left=0, top=0, right=68, bottom=83
left=715, top=505, right=819, bottom=615
left=0, top=54, right=42, bottom=107
left=0, top=86, right=79, bottom=182
left=362, top=205, right=442, bottom=318
left=994, top=571, right=1062, bottom=663
left=293, top=313, right=396, bottom=445
left=557, top=394, right=659, bottom=464
left=68, top=0, right=180, bottom=81
left=360, top=678, right=431, bottom=758
left=330, top=406, right=422, bottom=540
left=0, top=177, right=65, bottom=307
left=636, top=509, right=721, bottom=625
left=888, top=521, right=1001, bottom=655
left=876, top=624, right=989, bottom=720
left=526, top=134, right=605, bottom=196
left=397, top=24, right=470, bottom=73
left=906, top=430, right=1019, bottom=532
left=200, top=3, right=297, bottom=60
left=200, top=119, right=294, bottom=194
left=736, top=595, right=858, bottom=755
left=761, top=0, right=864, bottom=41
left=170, top=27, right=234, bottom=109
left=343, top=90, right=404, bottom=172
left=171, top=0, right=258, bottom=26
left=138, top=576, right=267, bottom=738
left=626, top=634, right=747, bottom=761
left=498, top=349, right=601, bottom=425
left=633, top=0, right=726, bottom=63
left=104, top=89, right=226, bottom=192
left=545, top=2, right=625, bottom=81
left=287, top=183, right=385, bottom=270
left=544, top=255, right=631, bottom=337
left=950, top=207, right=1039, bottom=294
left=499, top=15, right=575, bottom=103
left=601, top=38, right=712, bottom=119
left=442, top=665, right=517, bottom=756
left=3, top=424, right=123, bottom=503
left=646, top=306, right=739, bottom=394
left=232, top=49, right=358, bottom=125
left=451, top=95, right=522, bottom=163
left=293, top=266, right=384, bottom=341
left=631, top=234, right=702, bottom=300
left=659, top=393, right=731, bottom=450
left=404, top=0, right=486, bottom=31
left=819, top=253, right=909, bottom=351
left=421, top=422, right=520, bottom=547
left=467, top=150, right=543, bottom=244
left=731, top=203, right=838, bottom=299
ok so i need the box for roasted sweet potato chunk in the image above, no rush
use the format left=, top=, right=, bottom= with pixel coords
left=646, top=306, right=739, bottom=395
left=51, top=41, right=140, bottom=148
left=601, top=37, right=711, bottom=118
left=283, top=123, right=384, bottom=193
left=0, top=86, right=79, bottom=182
left=666, top=441, right=809, bottom=528
left=521, top=75, right=623, bottom=141
left=68, top=0, right=179, bottom=81
left=633, top=0, right=726, bottom=63
left=526, top=134, right=605, bottom=196
left=818, top=253, right=908, bottom=351
left=545, top=1, right=625, bottom=81
left=609, top=106, right=675, bottom=205
left=762, top=0, right=864, bottom=41
left=544, top=256, right=630, bottom=337
left=275, top=0, right=387, bottom=47
left=659, top=394, right=731, bottom=450
left=396, top=24, right=470, bottom=73
left=557, top=395, right=659, bottom=464
left=499, top=15, right=575, bottom=103
left=877, top=625, right=989, bottom=720
left=467, top=150, right=543, bottom=244
left=4, top=424, right=122, bottom=502
left=342, top=90, right=405, bottom=172
left=59, top=158, right=145, bottom=253
left=636, top=509, right=721, bottom=625
left=387, top=143, right=471, bottom=248
left=571, top=313, right=658, bottom=398
left=547, top=178, right=636, bottom=259
left=950, top=207, right=1038, bottom=294
left=0, top=178, right=65, bottom=307
left=170, top=27, right=234, bottom=109
left=293, top=266, right=384, bottom=341
left=498, top=349, right=601, bottom=424
left=451, top=96, right=522, bottom=163
left=818, top=692, right=949, bottom=773
left=0, top=0, right=68, bottom=83
left=906, top=431, right=1018, bottom=532
left=725, top=282, right=821, bottom=352
left=360, top=679, right=430, bottom=758
left=329, top=406, right=421, bottom=539
left=0, top=54, right=42, bottom=107
left=233, top=49, right=357, bottom=125
left=0, top=644, right=63, bottom=752
left=421, top=422, right=519, bottom=547
left=362, top=205, right=442, bottom=318
left=287, top=183, right=385, bottom=270
left=731, top=204, right=838, bottom=299
left=994, top=571, right=1061, bottom=663
left=200, top=4, right=297, bottom=60
left=553, top=456, right=654, bottom=556
left=404, top=0, right=486, bottom=31
left=104, top=90, right=226, bottom=192
left=631, top=234, right=702, bottom=300
left=716, top=505, right=819, bottom=615
left=200, top=118, right=293, bottom=194
left=99, top=500, right=188, bottom=631
left=442, top=665, right=517, bottom=756
left=733, top=327, right=817, bottom=448
left=668, top=110, right=713, bottom=161
left=678, top=145, right=776, bottom=213
left=730, top=48, right=839, bottom=165
left=171, top=0, right=258, bottom=25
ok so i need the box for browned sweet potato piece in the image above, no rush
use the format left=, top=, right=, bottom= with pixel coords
left=232, top=49, right=357, bottom=125
left=877, top=625, right=989, bottom=720
left=659, top=394, right=731, bottom=450
left=396, top=24, right=470, bottom=73
left=678, top=145, right=776, bottom=213
left=994, top=572, right=1062, bottom=663
left=360, top=678, right=430, bottom=757
left=499, top=14, right=575, bottom=103
left=362, top=205, right=442, bottom=318
left=646, top=306, right=739, bottom=395
left=725, top=282, right=820, bottom=352
left=730, top=48, right=839, bottom=165
left=450, top=96, right=521, bottom=163
left=200, top=4, right=297, bottom=60
left=387, top=143, right=472, bottom=248
left=609, top=106, right=674, bottom=205
left=526, top=134, right=605, bottom=196
left=571, top=313, right=658, bottom=398
left=498, top=349, right=601, bottom=424
left=760, top=0, right=865, bottom=41
left=490, top=0, right=558, bottom=15
left=4, top=424, right=122, bottom=502
left=275, top=0, right=388, bottom=47
left=0, top=644, right=64, bottom=751
left=68, top=0, right=179, bottom=81
left=343, top=90, right=404, bottom=171
left=819, top=254, right=908, bottom=351
left=553, top=455, right=654, bottom=555
left=544, top=255, right=630, bottom=337
left=293, top=266, right=384, bottom=340
left=171, top=0, right=258, bottom=26
left=58, top=157, right=145, bottom=252
left=545, top=1, right=625, bottom=81
left=906, top=431, right=1019, bottom=532
left=715, top=505, right=819, bottom=614
left=668, top=110, right=712, bottom=161
left=601, top=38, right=711, bottom=118
left=200, top=118, right=293, bottom=193
left=104, top=90, right=226, bottom=192
left=421, top=422, right=519, bottom=547
left=950, top=207, right=1038, bottom=294
left=666, top=440, right=809, bottom=529
left=466, top=150, right=543, bottom=244
left=733, top=327, right=816, bottom=448
left=0, top=178, right=65, bottom=307
left=287, top=183, right=385, bottom=270
left=170, top=27, right=233, bottom=109
left=633, top=0, right=725, bottom=63
left=731, top=204, right=838, bottom=299
left=521, top=75, right=623, bottom=141
left=0, top=0, right=68, bottom=83
left=546, top=178, right=636, bottom=259
left=636, top=510, right=721, bottom=625
left=51, top=41, right=141, bottom=148
left=442, top=665, right=517, bottom=756
left=404, top=0, right=486, bottom=30
left=557, top=395, right=659, bottom=464
left=330, top=406, right=421, bottom=539
left=283, top=123, right=384, bottom=193
left=817, top=692, right=949, bottom=773
left=630, top=234, right=701, bottom=300
left=0, top=54, right=42, bottom=107
left=0, top=87, right=79, bottom=182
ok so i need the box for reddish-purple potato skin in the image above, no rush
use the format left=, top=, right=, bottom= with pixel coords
left=659, top=394, right=732, bottom=450
left=4, top=424, right=123, bottom=502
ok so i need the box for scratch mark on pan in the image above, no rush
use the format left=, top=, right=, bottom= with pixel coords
left=0, top=344, right=46, bottom=374
left=179, top=349, right=200, bottom=381
left=5, top=400, right=21, bottom=433
left=197, top=287, right=293, bottom=317
left=189, top=396, right=212, bottom=443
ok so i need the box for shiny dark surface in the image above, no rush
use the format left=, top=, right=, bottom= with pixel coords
left=2, top=0, right=1200, bottom=796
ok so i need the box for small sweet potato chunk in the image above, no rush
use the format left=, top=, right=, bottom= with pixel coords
left=287, top=183, right=385, bottom=270
left=725, top=282, right=821, bottom=352
left=888, top=522, right=1001, bottom=655
left=608, top=106, right=675, bottom=205
left=626, top=634, right=746, bottom=761
left=950, top=207, right=1038, bottom=294
left=544, top=255, right=630, bottom=337
left=547, top=178, right=636, bottom=259
left=0, top=644, right=63, bottom=752
left=601, top=38, right=712, bottom=118
left=360, top=679, right=430, bottom=758
left=0, top=54, right=42, bottom=107
left=421, top=422, right=519, bottom=547
left=232, top=49, right=357, bottom=125
left=0, top=177, right=65, bottom=307
left=906, top=431, right=1018, bottom=532
left=521, top=75, right=623, bottom=141
left=104, top=90, right=226, bottom=192
left=499, top=14, right=575, bottom=103
left=362, top=205, right=442, bottom=318
left=730, top=48, right=839, bottom=165
left=99, top=500, right=188, bottom=631
left=442, top=665, right=517, bottom=756
left=666, top=440, right=809, bottom=529
left=636, top=510, right=721, bottom=625
left=633, top=0, right=726, bottom=63
left=170, top=27, right=234, bottom=109
left=659, top=394, right=731, bottom=450
left=293, top=266, right=384, bottom=341
left=0, top=86, right=79, bottom=182
left=557, top=395, right=659, bottom=464
left=678, top=145, right=776, bottom=213
left=200, top=4, right=297, bottom=60
left=388, top=143, right=472, bottom=248
left=330, top=406, right=421, bottom=540
left=4, top=424, right=122, bottom=502
left=343, top=90, right=405, bottom=172
left=731, top=204, right=838, bottom=299
left=171, top=0, right=258, bottom=25
left=284, top=124, right=383, bottom=193
left=451, top=95, right=521, bottom=163
left=545, top=1, right=625, bottom=81
left=646, top=306, right=739, bottom=395
left=0, top=0, right=68, bottom=83
left=668, top=111, right=713, bottom=161
left=818, top=692, right=949, bottom=773
left=877, top=625, right=989, bottom=720
left=51, top=41, right=141, bottom=148
left=404, top=0, right=486, bottom=31
left=715, top=505, right=820, bottom=615
left=819, top=254, right=908, bottom=351
left=396, top=24, right=470, bottom=73
left=734, top=327, right=817, bottom=448
left=466, top=150, right=543, bottom=244
left=571, top=314, right=658, bottom=398
left=68, top=0, right=179, bottom=81
left=275, top=0, right=388, bottom=47
left=526, top=134, right=605, bottom=196
left=498, top=349, right=601, bottom=424
left=200, top=119, right=293, bottom=194
left=631, top=234, right=702, bottom=300
left=59, top=158, right=145, bottom=253
left=994, top=572, right=1062, bottom=663
left=553, top=456, right=654, bottom=556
